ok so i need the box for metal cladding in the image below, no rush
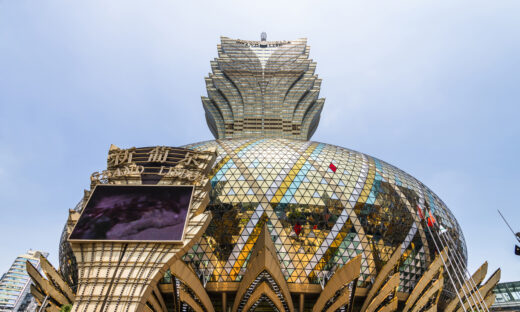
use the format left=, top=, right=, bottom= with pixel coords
left=202, top=36, right=324, bottom=140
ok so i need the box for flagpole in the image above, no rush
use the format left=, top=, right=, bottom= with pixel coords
left=437, top=230, right=487, bottom=312
left=498, top=209, right=520, bottom=243
left=425, top=206, right=489, bottom=312
left=430, top=222, right=487, bottom=312
left=426, top=220, right=479, bottom=311
left=438, top=225, right=490, bottom=312
left=423, top=223, right=468, bottom=312
left=431, top=229, right=481, bottom=311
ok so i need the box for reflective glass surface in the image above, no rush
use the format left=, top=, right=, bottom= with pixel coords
left=183, top=138, right=466, bottom=291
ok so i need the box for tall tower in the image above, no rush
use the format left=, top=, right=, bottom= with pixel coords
left=202, top=34, right=325, bottom=140
left=0, top=250, right=48, bottom=312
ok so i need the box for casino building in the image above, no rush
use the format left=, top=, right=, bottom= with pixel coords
left=29, top=34, right=500, bottom=312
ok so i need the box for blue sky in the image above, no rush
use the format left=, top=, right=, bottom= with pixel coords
left=0, top=0, right=519, bottom=282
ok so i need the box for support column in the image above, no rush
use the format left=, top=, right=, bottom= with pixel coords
left=299, top=293, right=305, bottom=312
left=222, top=292, right=227, bottom=312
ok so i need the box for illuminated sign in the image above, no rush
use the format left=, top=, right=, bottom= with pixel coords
left=69, top=185, right=193, bottom=242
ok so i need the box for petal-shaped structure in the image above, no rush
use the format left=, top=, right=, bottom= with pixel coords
left=203, top=36, right=324, bottom=140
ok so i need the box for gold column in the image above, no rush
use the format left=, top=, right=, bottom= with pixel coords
left=222, top=292, right=227, bottom=312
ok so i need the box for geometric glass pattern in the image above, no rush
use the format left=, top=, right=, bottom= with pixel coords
left=183, top=138, right=467, bottom=291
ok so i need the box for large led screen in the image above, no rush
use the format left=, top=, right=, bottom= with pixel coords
left=69, top=185, right=193, bottom=242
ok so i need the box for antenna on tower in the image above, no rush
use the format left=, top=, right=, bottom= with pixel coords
left=261, top=32, right=267, bottom=41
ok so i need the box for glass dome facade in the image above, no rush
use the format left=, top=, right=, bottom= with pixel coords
left=182, top=138, right=466, bottom=293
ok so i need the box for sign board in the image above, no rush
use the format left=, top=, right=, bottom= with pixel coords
left=69, top=185, right=193, bottom=242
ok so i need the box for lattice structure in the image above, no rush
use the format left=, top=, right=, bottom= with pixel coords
left=183, top=138, right=465, bottom=291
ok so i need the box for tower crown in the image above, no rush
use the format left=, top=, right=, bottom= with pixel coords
left=202, top=36, right=325, bottom=140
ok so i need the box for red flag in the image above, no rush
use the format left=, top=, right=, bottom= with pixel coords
left=427, top=211, right=436, bottom=227
left=417, top=205, right=424, bottom=220
left=294, top=223, right=302, bottom=236
left=329, top=163, right=337, bottom=173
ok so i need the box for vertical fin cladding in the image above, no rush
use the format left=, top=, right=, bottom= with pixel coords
left=202, top=35, right=325, bottom=140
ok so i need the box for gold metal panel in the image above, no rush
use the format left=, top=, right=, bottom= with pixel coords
left=27, top=261, right=71, bottom=306
left=288, top=284, right=323, bottom=294
left=324, top=289, right=350, bottom=312
left=403, top=249, right=447, bottom=312
left=375, top=297, right=398, bottom=312
left=30, top=284, right=45, bottom=304
left=152, top=285, right=167, bottom=312
left=410, top=273, right=444, bottom=312
left=312, top=254, right=361, bottom=312
left=168, top=281, right=324, bottom=294
left=241, top=282, right=285, bottom=312
left=179, top=289, right=204, bottom=312
left=39, top=253, right=75, bottom=303
left=170, top=259, right=214, bottom=312
left=157, top=284, right=172, bottom=293
left=30, top=284, right=61, bottom=312
left=46, top=303, right=61, bottom=312
left=452, top=269, right=500, bottom=312
left=423, top=305, right=437, bottom=312
left=146, top=291, right=163, bottom=312
left=231, top=224, right=294, bottom=312
left=479, top=268, right=501, bottom=298
left=454, top=292, right=496, bottom=312
left=365, top=273, right=399, bottom=312
left=204, top=282, right=239, bottom=293
left=484, top=293, right=497, bottom=309
left=445, top=261, right=491, bottom=312
left=360, top=247, right=401, bottom=312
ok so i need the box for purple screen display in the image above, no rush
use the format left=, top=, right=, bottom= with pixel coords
left=70, top=185, right=192, bottom=241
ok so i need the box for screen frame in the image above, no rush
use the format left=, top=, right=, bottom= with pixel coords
left=68, top=184, right=194, bottom=244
